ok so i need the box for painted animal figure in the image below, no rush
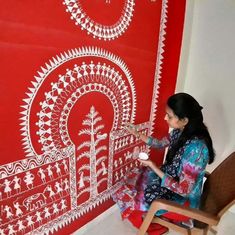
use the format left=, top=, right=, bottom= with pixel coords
left=23, top=193, right=46, bottom=211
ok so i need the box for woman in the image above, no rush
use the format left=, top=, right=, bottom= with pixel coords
left=112, top=93, right=215, bottom=234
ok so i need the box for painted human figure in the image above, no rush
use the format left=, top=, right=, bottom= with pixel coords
left=114, top=160, right=118, bottom=168
left=12, top=176, right=21, bottom=194
left=35, top=211, right=43, bottom=225
left=62, top=159, right=68, bottom=173
left=17, top=219, right=26, bottom=233
left=0, top=228, right=5, bottom=235
left=74, top=64, right=83, bottom=79
left=4, top=205, right=13, bottom=220
left=46, top=165, right=54, bottom=181
left=52, top=203, right=59, bottom=216
left=114, top=171, right=119, bottom=181
left=55, top=181, right=63, bottom=197
left=54, top=162, right=62, bottom=177
left=60, top=199, right=67, bottom=212
left=7, top=224, right=16, bottom=235
left=89, top=61, right=95, bottom=76
left=3, top=179, right=12, bottom=197
left=63, top=178, right=70, bottom=193
left=45, top=185, right=56, bottom=200
left=13, top=202, right=23, bottom=217
left=23, top=171, right=35, bottom=189
left=37, top=168, right=46, bottom=183
left=44, top=207, right=51, bottom=220
left=26, top=215, right=34, bottom=230
left=81, top=62, right=88, bottom=76
left=95, top=62, right=101, bottom=76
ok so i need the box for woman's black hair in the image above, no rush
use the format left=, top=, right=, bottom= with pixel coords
left=165, top=93, right=215, bottom=164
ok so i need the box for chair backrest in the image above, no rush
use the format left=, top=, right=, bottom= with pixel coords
left=200, top=152, right=235, bottom=216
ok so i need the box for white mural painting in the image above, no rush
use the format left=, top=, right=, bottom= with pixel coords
left=0, top=0, right=169, bottom=233
left=77, top=106, right=108, bottom=200
left=63, top=0, right=135, bottom=40
left=0, top=47, right=149, bottom=234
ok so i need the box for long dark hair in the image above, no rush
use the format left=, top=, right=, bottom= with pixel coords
left=165, top=93, right=215, bottom=164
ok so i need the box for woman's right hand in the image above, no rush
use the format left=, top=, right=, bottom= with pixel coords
left=125, top=123, right=138, bottom=136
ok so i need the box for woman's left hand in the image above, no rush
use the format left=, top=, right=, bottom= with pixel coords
left=138, top=159, right=164, bottom=179
left=138, top=159, right=155, bottom=169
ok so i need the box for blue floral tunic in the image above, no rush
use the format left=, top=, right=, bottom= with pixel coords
left=112, top=129, right=209, bottom=218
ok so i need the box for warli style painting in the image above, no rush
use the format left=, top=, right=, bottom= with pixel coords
left=0, top=0, right=185, bottom=234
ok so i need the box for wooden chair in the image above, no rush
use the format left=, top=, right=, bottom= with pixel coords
left=138, top=152, right=235, bottom=235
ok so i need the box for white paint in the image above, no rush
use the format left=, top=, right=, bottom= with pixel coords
left=138, top=152, right=149, bottom=160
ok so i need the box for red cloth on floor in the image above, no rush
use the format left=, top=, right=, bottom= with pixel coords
left=127, top=210, right=144, bottom=229
left=162, top=201, right=190, bottom=222
left=127, top=210, right=169, bottom=234
left=163, top=212, right=189, bottom=222
left=127, top=202, right=191, bottom=234
left=147, top=223, right=169, bottom=235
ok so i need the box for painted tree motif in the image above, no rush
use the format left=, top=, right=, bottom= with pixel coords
left=77, top=106, right=108, bottom=200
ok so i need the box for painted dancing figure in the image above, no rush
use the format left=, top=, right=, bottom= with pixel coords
left=52, top=203, right=59, bottom=216
left=55, top=181, right=63, bottom=197
left=26, top=215, right=34, bottom=230
left=17, top=219, right=26, bottom=233
left=23, top=171, right=35, bottom=189
left=45, top=185, right=56, bottom=200
left=37, top=168, right=46, bottom=183
left=7, top=224, right=16, bottom=235
left=12, top=176, right=21, bottom=194
left=35, top=211, right=43, bottom=225
left=3, top=179, right=12, bottom=197
left=46, top=165, right=54, bottom=181
left=60, top=199, right=67, bottom=212
left=63, top=178, right=70, bottom=193
left=62, top=159, right=68, bottom=173
left=54, top=162, right=62, bottom=177
left=0, top=228, right=5, bottom=235
left=44, top=207, right=51, bottom=220
left=4, top=205, right=13, bottom=220
left=13, top=202, right=23, bottom=217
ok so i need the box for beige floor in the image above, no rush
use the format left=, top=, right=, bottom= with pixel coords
left=74, top=206, right=235, bottom=235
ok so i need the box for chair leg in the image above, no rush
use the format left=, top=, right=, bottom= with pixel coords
left=137, top=204, right=159, bottom=235
left=137, top=213, right=154, bottom=235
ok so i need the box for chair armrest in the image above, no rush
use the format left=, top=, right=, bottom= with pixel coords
left=204, top=171, right=210, bottom=178
left=149, top=199, right=219, bottom=226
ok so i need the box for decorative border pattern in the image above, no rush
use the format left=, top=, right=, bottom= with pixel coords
left=0, top=146, right=73, bottom=179
left=148, top=0, right=168, bottom=136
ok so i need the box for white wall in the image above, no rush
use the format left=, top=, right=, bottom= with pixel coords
left=177, top=0, right=235, bottom=172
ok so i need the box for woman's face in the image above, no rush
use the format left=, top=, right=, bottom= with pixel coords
left=164, top=106, right=188, bottom=130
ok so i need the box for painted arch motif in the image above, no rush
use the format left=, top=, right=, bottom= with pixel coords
left=20, top=47, right=136, bottom=156
left=19, top=47, right=141, bottom=230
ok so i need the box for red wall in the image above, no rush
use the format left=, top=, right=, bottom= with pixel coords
left=0, top=1, right=185, bottom=234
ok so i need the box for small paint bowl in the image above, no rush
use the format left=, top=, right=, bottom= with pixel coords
left=138, top=152, right=149, bottom=160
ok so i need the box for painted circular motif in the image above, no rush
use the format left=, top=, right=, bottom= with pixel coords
left=63, top=0, right=135, bottom=40
left=20, top=47, right=136, bottom=156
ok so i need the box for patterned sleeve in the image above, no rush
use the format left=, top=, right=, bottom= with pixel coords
left=161, top=140, right=209, bottom=196
left=146, top=136, right=170, bottom=149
